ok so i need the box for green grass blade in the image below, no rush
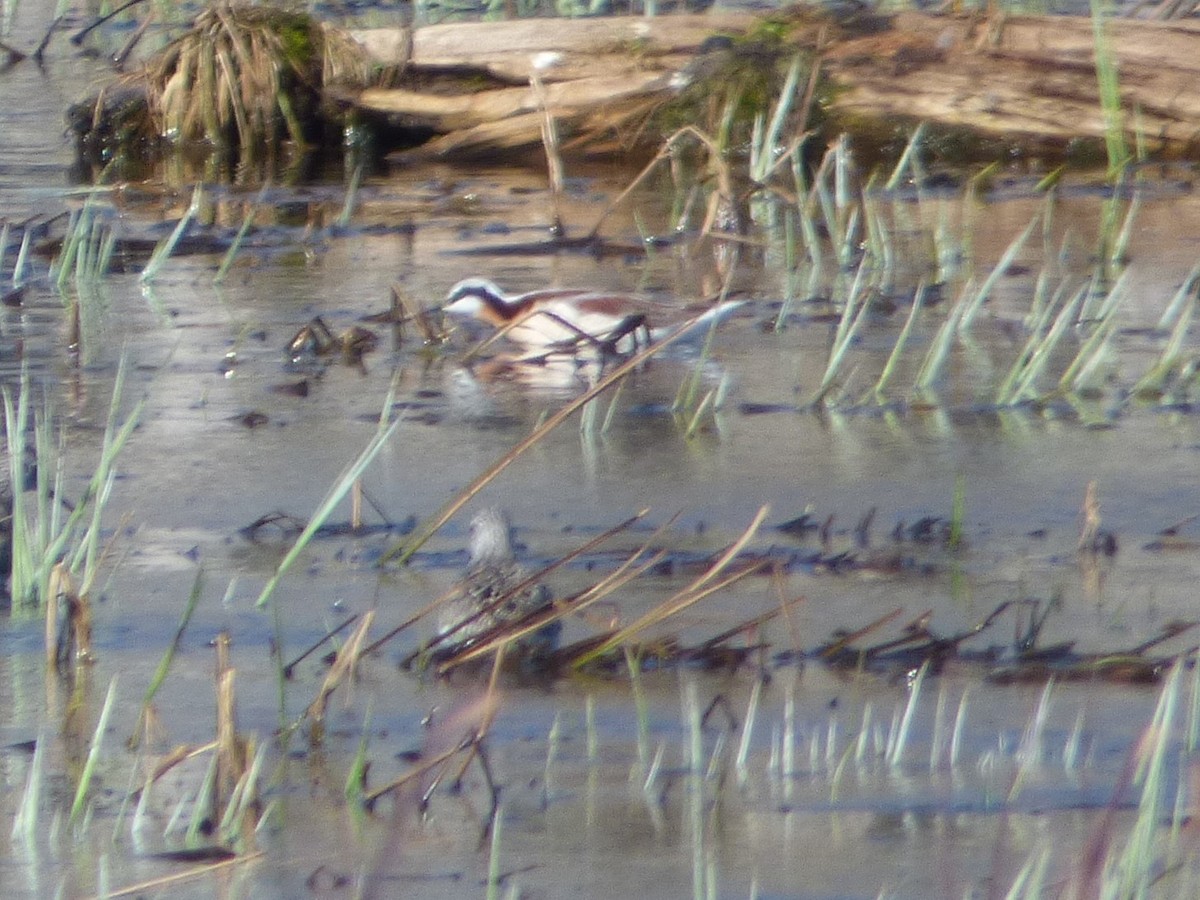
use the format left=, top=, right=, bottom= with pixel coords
left=141, top=184, right=203, bottom=284
left=70, top=677, right=118, bottom=826
left=132, top=569, right=204, bottom=744
left=871, top=281, right=925, bottom=403
left=959, top=212, right=1040, bottom=333
left=214, top=182, right=269, bottom=284
left=255, top=415, right=402, bottom=609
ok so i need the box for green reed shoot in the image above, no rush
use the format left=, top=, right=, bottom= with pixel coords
left=928, top=685, right=949, bottom=771
left=221, top=739, right=267, bottom=842
left=186, top=753, right=220, bottom=843
left=1057, top=313, right=1117, bottom=396
left=683, top=390, right=716, bottom=439
left=809, top=152, right=838, bottom=252
left=1155, top=259, right=1200, bottom=332
left=809, top=257, right=871, bottom=406
left=643, top=741, right=665, bottom=797
left=996, top=277, right=1073, bottom=402
left=948, top=474, right=965, bottom=550
left=675, top=283, right=730, bottom=429
left=1111, top=661, right=1183, bottom=897
left=1056, top=273, right=1127, bottom=394
left=792, top=156, right=822, bottom=267
left=958, top=212, right=1040, bottom=334
left=860, top=189, right=890, bottom=291
left=70, top=677, right=118, bottom=826
left=749, top=53, right=803, bottom=184
left=852, top=703, right=873, bottom=766
left=336, top=160, right=364, bottom=229
left=1109, top=190, right=1140, bottom=267
left=884, top=123, right=927, bottom=191
left=774, top=211, right=799, bottom=331
left=782, top=684, right=795, bottom=781
left=622, top=645, right=651, bottom=769
left=887, top=660, right=928, bottom=766
left=130, top=569, right=204, bottom=748
left=544, top=712, right=562, bottom=793
left=53, top=208, right=85, bottom=289
left=1132, top=294, right=1193, bottom=398
left=12, top=224, right=32, bottom=287
left=1002, top=849, right=1052, bottom=900
left=1008, top=680, right=1054, bottom=803
left=70, top=368, right=142, bottom=597
left=1063, top=709, right=1084, bottom=774
left=1007, top=286, right=1082, bottom=402
left=256, top=389, right=401, bottom=608
left=486, top=806, right=504, bottom=900
left=1187, top=650, right=1200, bottom=753
left=60, top=196, right=116, bottom=286
left=735, top=679, right=762, bottom=784
left=579, top=391, right=600, bottom=439
left=215, top=182, right=269, bottom=284
left=141, top=184, right=203, bottom=283
left=1023, top=269, right=1053, bottom=331
left=912, top=284, right=969, bottom=398
left=868, top=281, right=925, bottom=404
left=601, top=381, right=624, bottom=435
left=4, top=373, right=35, bottom=606
left=11, top=730, right=45, bottom=844
left=995, top=282, right=1087, bottom=405
left=1090, top=0, right=1129, bottom=177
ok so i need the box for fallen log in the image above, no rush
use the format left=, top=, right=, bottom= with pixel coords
left=349, top=9, right=1200, bottom=162
left=823, top=11, right=1200, bottom=159
left=351, top=12, right=763, bottom=159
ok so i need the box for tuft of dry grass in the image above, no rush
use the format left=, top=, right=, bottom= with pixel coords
left=141, top=4, right=377, bottom=159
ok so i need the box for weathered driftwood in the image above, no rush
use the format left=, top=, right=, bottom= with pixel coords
left=354, top=13, right=757, bottom=83
left=823, top=11, right=1200, bottom=158
left=352, top=13, right=758, bottom=157
left=351, top=10, right=1200, bottom=161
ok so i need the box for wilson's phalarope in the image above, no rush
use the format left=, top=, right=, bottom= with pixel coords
left=442, top=278, right=743, bottom=356
left=438, top=508, right=557, bottom=652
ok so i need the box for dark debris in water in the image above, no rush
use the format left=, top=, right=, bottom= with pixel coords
left=401, top=593, right=1199, bottom=687
left=800, top=602, right=1198, bottom=686
left=146, top=845, right=238, bottom=863
left=253, top=498, right=1180, bottom=687
left=286, top=316, right=380, bottom=367
left=239, top=512, right=416, bottom=544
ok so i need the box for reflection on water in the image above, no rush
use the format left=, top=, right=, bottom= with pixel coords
left=4, top=4, right=1200, bottom=899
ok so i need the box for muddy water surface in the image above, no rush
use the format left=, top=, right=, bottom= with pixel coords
left=4, top=7, right=1200, bottom=900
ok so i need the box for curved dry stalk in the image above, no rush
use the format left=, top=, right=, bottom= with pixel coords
left=304, top=610, right=376, bottom=736
left=569, top=504, right=770, bottom=669
left=99, top=850, right=266, bottom=899
left=586, top=125, right=725, bottom=240
left=437, top=512, right=682, bottom=672
left=383, top=315, right=713, bottom=566
left=389, top=509, right=651, bottom=664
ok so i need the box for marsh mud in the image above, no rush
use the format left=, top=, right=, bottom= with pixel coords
left=6, top=6, right=1200, bottom=900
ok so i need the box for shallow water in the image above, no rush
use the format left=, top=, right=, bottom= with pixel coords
left=5, top=5, right=1200, bottom=899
